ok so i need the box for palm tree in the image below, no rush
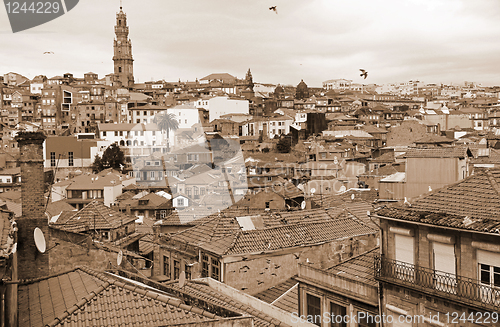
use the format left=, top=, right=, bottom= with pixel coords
left=153, top=112, right=179, bottom=145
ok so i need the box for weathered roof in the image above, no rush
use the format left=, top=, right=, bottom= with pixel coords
left=414, top=134, right=454, bottom=144
left=374, top=169, right=500, bottom=233
left=51, top=201, right=136, bottom=233
left=64, top=170, right=133, bottom=190
left=202, top=218, right=376, bottom=256
left=403, top=147, right=470, bottom=158
left=326, top=247, right=379, bottom=286
left=254, top=278, right=298, bottom=313
left=166, top=279, right=290, bottom=327
left=18, top=267, right=220, bottom=327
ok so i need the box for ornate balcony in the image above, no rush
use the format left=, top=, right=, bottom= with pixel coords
left=375, top=255, right=500, bottom=311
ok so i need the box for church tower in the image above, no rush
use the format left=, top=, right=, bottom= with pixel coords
left=113, top=6, right=134, bottom=88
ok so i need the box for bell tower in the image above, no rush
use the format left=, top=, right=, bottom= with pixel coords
left=113, top=5, right=134, bottom=88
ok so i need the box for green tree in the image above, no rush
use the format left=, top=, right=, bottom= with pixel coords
left=276, top=136, right=292, bottom=153
left=153, top=112, right=179, bottom=142
left=91, top=143, right=126, bottom=173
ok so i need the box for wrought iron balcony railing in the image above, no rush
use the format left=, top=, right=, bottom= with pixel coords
left=375, top=255, right=500, bottom=311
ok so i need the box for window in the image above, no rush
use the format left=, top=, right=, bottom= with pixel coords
left=480, top=264, right=500, bottom=288
left=68, top=152, right=74, bottom=166
left=202, top=254, right=209, bottom=277
left=477, top=249, right=500, bottom=303
left=185, top=264, right=192, bottom=280
left=306, top=294, right=321, bottom=326
left=101, top=231, right=110, bottom=241
left=329, top=302, right=346, bottom=327
left=118, top=67, right=122, bottom=73
left=265, top=201, right=270, bottom=209
left=211, top=258, right=220, bottom=280
left=150, top=171, right=155, bottom=179
left=173, top=260, right=180, bottom=280
left=102, top=131, right=106, bottom=137
left=433, top=242, right=456, bottom=290
left=394, top=233, right=414, bottom=281
left=50, top=152, right=56, bottom=167
left=177, top=198, right=184, bottom=206
left=163, top=256, right=170, bottom=277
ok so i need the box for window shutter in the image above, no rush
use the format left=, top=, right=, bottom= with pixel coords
left=395, top=234, right=414, bottom=265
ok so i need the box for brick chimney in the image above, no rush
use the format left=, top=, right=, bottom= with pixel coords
left=15, top=131, right=49, bottom=280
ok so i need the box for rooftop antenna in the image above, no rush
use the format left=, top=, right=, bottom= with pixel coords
left=120, top=0, right=122, bottom=10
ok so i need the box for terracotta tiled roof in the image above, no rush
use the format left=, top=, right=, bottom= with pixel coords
left=374, top=170, right=500, bottom=233
left=51, top=201, right=136, bottom=233
left=326, top=247, right=379, bottom=286
left=413, top=134, right=454, bottom=145
left=370, top=151, right=395, bottom=163
left=202, top=218, right=376, bottom=255
left=254, top=278, right=296, bottom=303
left=166, top=280, right=290, bottom=327
left=18, top=267, right=220, bottom=327
left=311, top=190, right=378, bottom=207
left=403, top=147, right=470, bottom=158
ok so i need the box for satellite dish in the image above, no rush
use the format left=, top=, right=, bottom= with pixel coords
left=117, top=250, right=123, bottom=266
left=300, top=201, right=306, bottom=210
left=178, top=271, right=186, bottom=288
left=339, top=185, right=346, bottom=192
left=34, top=227, right=46, bottom=253
left=310, top=188, right=316, bottom=194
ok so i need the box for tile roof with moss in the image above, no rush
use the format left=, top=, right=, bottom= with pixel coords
left=374, top=169, right=500, bottom=234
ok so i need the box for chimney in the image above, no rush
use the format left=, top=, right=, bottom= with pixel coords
left=15, top=131, right=49, bottom=280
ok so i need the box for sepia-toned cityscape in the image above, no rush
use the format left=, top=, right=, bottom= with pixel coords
left=0, top=1, right=499, bottom=326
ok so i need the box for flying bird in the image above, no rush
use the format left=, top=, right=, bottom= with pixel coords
left=269, top=6, right=277, bottom=14
left=359, top=69, right=368, bottom=79
left=43, top=51, right=54, bottom=54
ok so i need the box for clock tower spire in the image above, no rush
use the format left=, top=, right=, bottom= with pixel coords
left=113, top=5, right=134, bottom=88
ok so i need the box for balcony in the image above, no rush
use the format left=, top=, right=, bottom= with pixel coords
left=297, top=264, right=378, bottom=306
left=375, top=255, right=500, bottom=311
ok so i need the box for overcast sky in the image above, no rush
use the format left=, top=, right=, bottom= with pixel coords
left=1, top=0, right=499, bottom=87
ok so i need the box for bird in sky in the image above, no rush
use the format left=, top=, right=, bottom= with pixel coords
left=360, top=69, right=368, bottom=79
left=269, top=6, right=277, bottom=14
left=43, top=51, right=54, bottom=54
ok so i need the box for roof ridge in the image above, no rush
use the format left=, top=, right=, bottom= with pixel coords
left=486, top=170, right=500, bottom=198
left=222, top=232, right=241, bottom=255
left=17, top=266, right=81, bottom=285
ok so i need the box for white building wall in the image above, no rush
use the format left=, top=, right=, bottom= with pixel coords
left=208, top=96, right=249, bottom=122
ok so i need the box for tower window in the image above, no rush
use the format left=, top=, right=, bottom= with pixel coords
left=118, top=67, right=122, bottom=73
left=118, top=20, right=121, bottom=25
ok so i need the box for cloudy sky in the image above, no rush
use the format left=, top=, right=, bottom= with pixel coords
left=1, top=0, right=499, bottom=87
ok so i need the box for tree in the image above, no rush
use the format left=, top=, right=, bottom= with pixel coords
left=153, top=112, right=179, bottom=141
left=276, top=136, right=292, bottom=153
left=91, top=143, right=126, bottom=173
